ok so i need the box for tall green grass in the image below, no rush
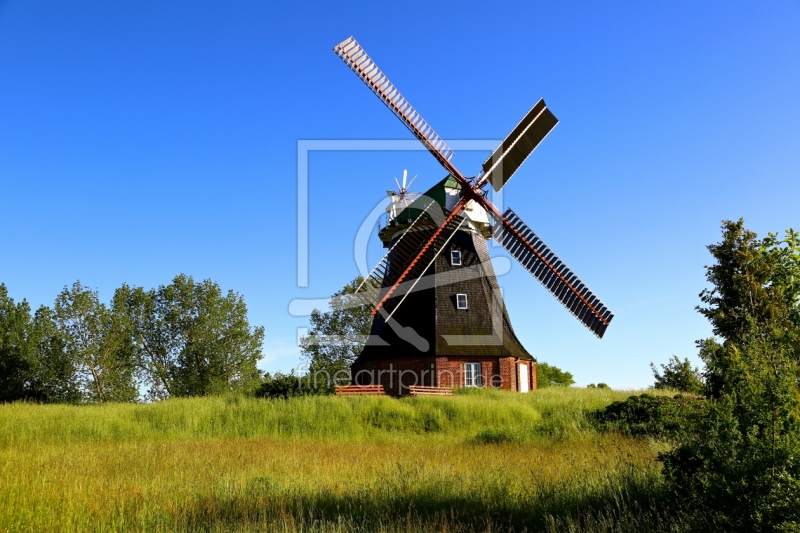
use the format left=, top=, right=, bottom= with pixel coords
left=0, top=388, right=685, bottom=532
left=0, top=387, right=648, bottom=446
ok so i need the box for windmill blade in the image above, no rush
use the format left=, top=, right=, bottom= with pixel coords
left=477, top=99, right=558, bottom=192
left=334, top=37, right=468, bottom=184
left=493, top=208, right=613, bottom=338
left=371, top=197, right=468, bottom=315
left=382, top=217, right=467, bottom=324
left=353, top=200, right=441, bottom=309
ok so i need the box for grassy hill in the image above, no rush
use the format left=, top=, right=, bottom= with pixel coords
left=0, top=388, right=685, bottom=532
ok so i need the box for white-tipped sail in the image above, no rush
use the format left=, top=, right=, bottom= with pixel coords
left=334, top=37, right=455, bottom=170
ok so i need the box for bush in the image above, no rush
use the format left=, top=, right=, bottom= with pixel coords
left=660, top=341, right=800, bottom=531
left=255, top=372, right=331, bottom=399
left=592, top=393, right=708, bottom=438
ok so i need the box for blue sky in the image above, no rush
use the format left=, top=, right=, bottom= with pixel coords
left=1, top=1, right=798, bottom=388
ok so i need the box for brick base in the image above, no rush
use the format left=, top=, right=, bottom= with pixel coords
left=352, top=357, right=537, bottom=396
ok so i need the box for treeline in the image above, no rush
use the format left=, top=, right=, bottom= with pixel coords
left=0, top=274, right=264, bottom=403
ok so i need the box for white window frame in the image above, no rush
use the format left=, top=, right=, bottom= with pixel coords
left=450, top=250, right=462, bottom=266
left=464, top=362, right=483, bottom=387
left=456, top=293, right=468, bottom=309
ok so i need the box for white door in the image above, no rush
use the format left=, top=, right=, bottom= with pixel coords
left=519, top=363, right=529, bottom=393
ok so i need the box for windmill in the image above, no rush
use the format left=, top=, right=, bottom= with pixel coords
left=333, top=37, right=613, bottom=395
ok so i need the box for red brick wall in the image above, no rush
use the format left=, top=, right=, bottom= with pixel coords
left=352, top=356, right=534, bottom=395
left=498, top=357, right=516, bottom=391
left=434, top=356, right=501, bottom=389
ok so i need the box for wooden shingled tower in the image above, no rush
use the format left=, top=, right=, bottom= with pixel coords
left=333, top=37, right=614, bottom=395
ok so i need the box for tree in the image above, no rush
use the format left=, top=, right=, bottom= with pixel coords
left=1, top=276, right=265, bottom=402
left=115, top=284, right=179, bottom=401
left=536, top=362, right=575, bottom=388
left=761, top=227, right=800, bottom=329
left=0, top=283, right=82, bottom=403
left=661, top=219, right=800, bottom=530
left=299, top=277, right=372, bottom=388
left=650, top=355, right=703, bottom=394
left=53, top=281, right=137, bottom=402
left=695, top=219, right=798, bottom=396
left=145, top=274, right=264, bottom=397
left=27, top=305, right=81, bottom=403
left=0, top=284, right=35, bottom=402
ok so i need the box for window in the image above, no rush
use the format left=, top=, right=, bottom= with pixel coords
left=465, top=362, right=483, bottom=387
left=450, top=250, right=462, bottom=266
left=456, top=293, right=468, bottom=309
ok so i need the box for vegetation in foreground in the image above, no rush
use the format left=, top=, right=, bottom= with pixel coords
left=3, top=219, right=800, bottom=532
left=1, top=387, right=687, bottom=533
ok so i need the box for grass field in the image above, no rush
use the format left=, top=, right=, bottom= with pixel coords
left=0, top=388, right=686, bottom=532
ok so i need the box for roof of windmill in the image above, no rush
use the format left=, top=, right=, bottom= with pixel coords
left=379, top=176, right=491, bottom=245
left=389, top=175, right=464, bottom=218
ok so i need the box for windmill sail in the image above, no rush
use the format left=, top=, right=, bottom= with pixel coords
left=371, top=198, right=468, bottom=315
left=493, top=208, right=613, bottom=338
left=353, top=200, right=440, bottom=308
left=478, top=99, right=558, bottom=192
left=334, top=37, right=457, bottom=173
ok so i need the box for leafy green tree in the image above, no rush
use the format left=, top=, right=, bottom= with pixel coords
left=149, top=274, right=264, bottom=397
left=0, top=284, right=35, bottom=402
left=0, top=284, right=81, bottom=403
left=27, top=305, right=81, bottom=403
left=661, top=219, right=800, bottom=530
left=299, top=277, right=372, bottom=388
left=115, top=284, right=179, bottom=400
left=53, top=281, right=137, bottom=402
left=536, top=362, right=575, bottom=388
left=761, top=227, right=800, bottom=329
left=650, top=355, right=703, bottom=394
left=696, top=219, right=798, bottom=396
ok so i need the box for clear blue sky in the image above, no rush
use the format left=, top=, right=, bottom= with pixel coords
left=1, top=1, right=798, bottom=388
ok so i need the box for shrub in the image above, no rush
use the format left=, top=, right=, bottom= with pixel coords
left=255, top=372, right=330, bottom=399
left=592, top=393, right=708, bottom=439
left=660, top=341, right=800, bottom=531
